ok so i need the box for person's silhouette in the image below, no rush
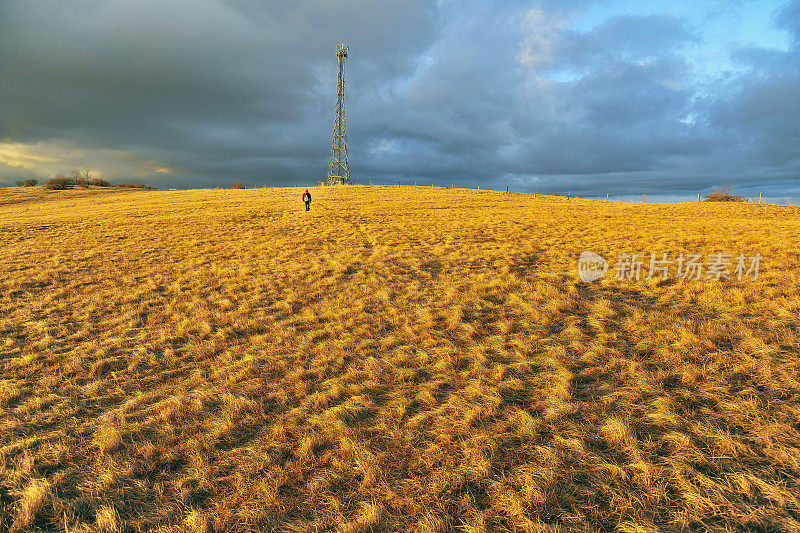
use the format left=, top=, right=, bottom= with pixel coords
left=302, top=189, right=312, bottom=211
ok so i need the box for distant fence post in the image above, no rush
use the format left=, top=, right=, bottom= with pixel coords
left=760, top=192, right=762, bottom=203
left=534, top=188, right=537, bottom=197
left=698, top=193, right=700, bottom=201
left=643, top=194, right=646, bottom=203
left=606, top=192, right=609, bottom=201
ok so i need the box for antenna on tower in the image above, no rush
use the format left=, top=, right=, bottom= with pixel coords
left=327, top=44, right=350, bottom=185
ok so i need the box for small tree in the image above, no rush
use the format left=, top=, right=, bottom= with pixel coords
left=15, top=178, right=38, bottom=187
left=71, top=168, right=90, bottom=188
left=231, top=182, right=245, bottom=189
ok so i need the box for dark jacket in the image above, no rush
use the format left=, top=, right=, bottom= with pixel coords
left=302, top=191, right=311, bottom=203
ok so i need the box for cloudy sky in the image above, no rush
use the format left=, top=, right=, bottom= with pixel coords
left=1, top=0, right=798, bottom=199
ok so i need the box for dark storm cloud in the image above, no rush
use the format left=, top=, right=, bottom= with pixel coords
left=696, top=0, right=800, bottom=193
left=493, top=10, right=709, bottom=184
left=503, top=2, right=798, bottom=196
left=0, top=0, right=798, bottom=197
left=0, top=0, right=438, bottom=184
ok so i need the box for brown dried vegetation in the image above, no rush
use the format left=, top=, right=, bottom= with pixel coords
left=702, top=185, right=745, bottom=203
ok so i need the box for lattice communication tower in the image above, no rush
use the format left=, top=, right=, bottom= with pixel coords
left=327, top=44, right=350, bottom=185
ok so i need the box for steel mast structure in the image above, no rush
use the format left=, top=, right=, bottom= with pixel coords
left=327, top=44, right=350, bottom=185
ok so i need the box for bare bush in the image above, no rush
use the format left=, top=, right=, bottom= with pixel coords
left=43, top=174, right=72, bottom=190
left=116, top=181, right=156, bottom=189
left=703, top=184, right=745, bottom=202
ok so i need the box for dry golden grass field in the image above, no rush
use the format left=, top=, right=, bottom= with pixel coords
left=1, top=185, right=800, bottom=533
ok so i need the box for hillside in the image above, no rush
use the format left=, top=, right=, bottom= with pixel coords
left=1, top=185, right=799, bottom=533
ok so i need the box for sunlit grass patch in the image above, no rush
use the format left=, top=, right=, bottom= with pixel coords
left=1, top=186, right=799, bottom=531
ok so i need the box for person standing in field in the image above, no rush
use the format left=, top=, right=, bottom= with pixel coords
left=302, top=189, right=312, bottom=211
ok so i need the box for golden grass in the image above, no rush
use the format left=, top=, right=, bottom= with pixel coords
left=1, top=184, right=799, bottom=532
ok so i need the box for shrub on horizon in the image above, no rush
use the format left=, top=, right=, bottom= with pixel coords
left=43, top=175, right=72, bottom=190
left=116, top=181, right=156, bottom=190
left=703, top=185, right=745, bottom=202
left=89, top=177, right=111, bottom=187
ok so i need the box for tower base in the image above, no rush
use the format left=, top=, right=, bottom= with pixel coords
left=327, top=175, right=349, bottom=186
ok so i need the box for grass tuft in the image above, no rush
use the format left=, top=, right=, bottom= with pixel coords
left=10, top=479, right=50, bottom=533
